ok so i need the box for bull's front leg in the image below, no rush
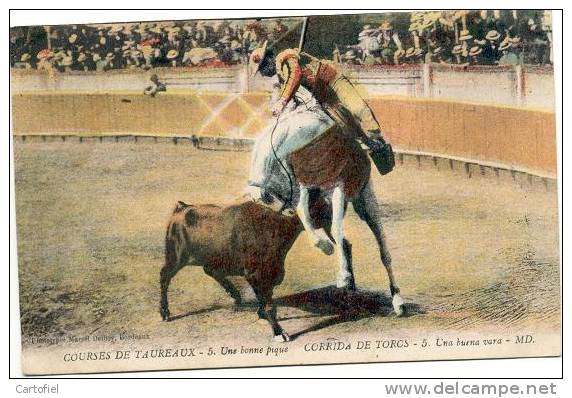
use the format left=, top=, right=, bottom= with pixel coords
left=248, top=278, right=290, bottom=342
left=296, top=186, right=334, bottom=255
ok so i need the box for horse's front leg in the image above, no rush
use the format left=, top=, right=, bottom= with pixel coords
left=296, top=186, right=334, bottom=255
left=353, top=180, right=405, bottom=316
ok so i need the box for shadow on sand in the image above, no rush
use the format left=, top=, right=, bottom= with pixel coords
left=276, top=286, right=424, bottom=340
left=167, top=286, right=424, bottom=339
left=167, top=305, right=225, bottom=321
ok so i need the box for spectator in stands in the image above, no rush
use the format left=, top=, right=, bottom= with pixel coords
left=36, top=49, right=54, bottom=72
left=9, top=12, right=554, bottom=72
left=167, top=49, right=179, bottom=67
left=523, top=17, right=550, bottom=65
left=342, top=49, right=361, bottom=64
left=425, top=46, right=445, bottom=64
left=377, top=22, right=399, bottom=64
left=357, top=25, right=380, bottom=61
left=481, top=30, right=500, bottom=64
left=13, top=53, right=32, bottom=69
left=497, top=38, right=520, bottom=65
left=467, top=11, right=487, bottom=43
left=269, top=19, right=288, bottom=42
left=451, top=44, right=468, bottom=65
left=468, top=45, right=483, bottom=65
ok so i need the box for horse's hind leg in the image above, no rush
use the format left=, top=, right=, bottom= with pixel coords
left=204, top=267, right=242, bottom=308
left=331, top=186, right=355, bottom=289
left=297, top=186, right=334, bottom=255
left=353, top=180, right=405, bottom=316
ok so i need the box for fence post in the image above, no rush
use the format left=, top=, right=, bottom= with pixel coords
left=515, top=65, right=525, bottom=107
left=239, top=65, right=249, bottom=94
left=423, top=63, right=433, bottom=98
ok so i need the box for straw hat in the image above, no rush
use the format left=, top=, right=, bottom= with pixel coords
left=167, top=49, right=179, bottom=59
left=344, top=50, right=357, bottom=59
left=379, top=21, right=393, bottom=31
left=122, top=40, right=135, bottom=50
left=458, top=30, right=473, bottom=41
left=452, top=44, right=463, bottom=55
left=393, top=49, right=406, bottom=58
left=408, top=23, right=420, bottom=32
left=20, top=53, right=31, bottom=62
left=359, top=27, right=376, bottom=37
left=469, top=46, right=482, bottom=57
left=186, top=47, right=217, bottom=65
left=418, top=18, right=434, bottom=30
left=499, top=40, right=511, bottom=51
left=109, top=24, right=123, bottom=33
left=140, top=45, right=154, bottom=57
left=53, top=50, right=65, bottom=59
left=60, top=55, right=73, bottom=66
left=439, top=17, right=454, bottom=28
left=486, top=30, right=500, bottom=41
left=230, top=39, right=242, bottom=50
left=426, top=11, right=442, bottom=22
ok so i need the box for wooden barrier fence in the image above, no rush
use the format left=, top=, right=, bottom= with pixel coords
left=12, top=91, right=557, bottom=178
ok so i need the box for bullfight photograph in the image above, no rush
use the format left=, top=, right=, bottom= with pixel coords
left=9, top=10, right=561, bottom=376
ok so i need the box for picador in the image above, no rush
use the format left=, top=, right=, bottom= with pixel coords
left=248, top=40, right=395, bottom=177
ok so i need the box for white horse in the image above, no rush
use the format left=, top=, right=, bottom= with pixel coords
left=247, top=86, right=405, bottom=316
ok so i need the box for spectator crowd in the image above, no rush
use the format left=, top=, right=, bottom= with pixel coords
left=10, top=11, right=553, bottom=72
left=337, top=10, right=552, bottom=66
left=10, top=18, right=291, bottom=72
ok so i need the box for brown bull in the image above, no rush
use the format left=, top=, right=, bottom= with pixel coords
left=159, top=192, right=330, bottom=342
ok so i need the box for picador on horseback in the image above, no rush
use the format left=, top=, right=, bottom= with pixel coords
left=248, top=40, right=395, bottom=174
left=160, top=21, right=406, bottom=337
left=246, top=36, right=396, bottom=257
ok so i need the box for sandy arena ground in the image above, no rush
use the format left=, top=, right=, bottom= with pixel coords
left=14, top=138, right=561, bottom=356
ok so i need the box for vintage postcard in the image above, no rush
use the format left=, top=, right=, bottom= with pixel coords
left=11, top=11, right=560, bottom=375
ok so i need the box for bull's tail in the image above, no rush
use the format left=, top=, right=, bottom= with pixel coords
left=164, top=201, right=194, bottom=267
left=160, top=201, right=194, bottom=321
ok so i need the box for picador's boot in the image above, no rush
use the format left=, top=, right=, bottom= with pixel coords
left=365, top=129, right=395, bottom=175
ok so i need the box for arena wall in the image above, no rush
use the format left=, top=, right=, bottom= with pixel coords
left=11, top=90, right=556, bottom=178
left=11, top=64, right=555, bottom=109
left=11, top=65, right=557, bottom=177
